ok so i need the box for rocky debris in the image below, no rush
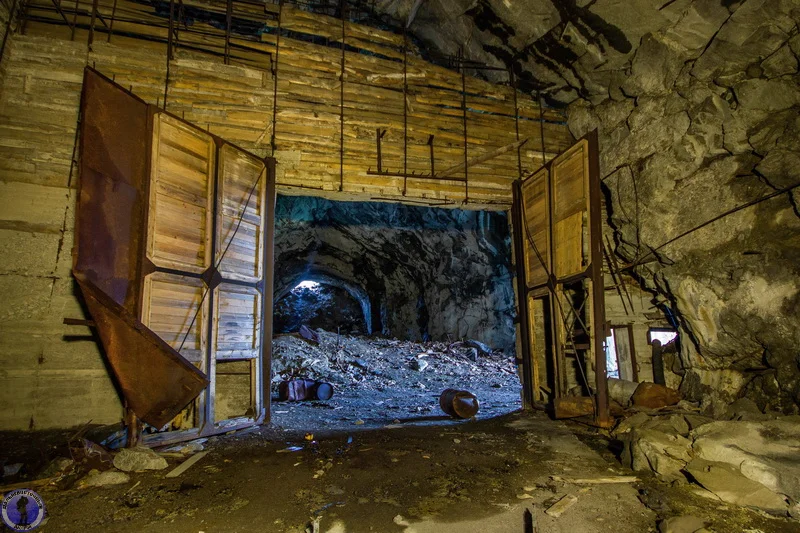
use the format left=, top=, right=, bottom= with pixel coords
left=113, top=447, right=168, bottom=472
left=274, top=196, right=515, bottom=354
left=685, top=459, right=788, bottom=514
left=612, top=403, right=800, bottom=515
left=40, top=457, right=75, bottom=478
left=691, top=419, right=800, bottom=501
left=79, top=469, right=131, bottom=488
left=298, top=325, right=320, bottom=345
left=271, top=330, right=516, bottom=393
left=631, top=383, right=681, bottom=409
left=622, top=428, right=692, bottom=481
left=658, top=515, right=710, bottom=533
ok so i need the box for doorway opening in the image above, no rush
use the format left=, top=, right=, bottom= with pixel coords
left=269, top=195, right=522, bottom=432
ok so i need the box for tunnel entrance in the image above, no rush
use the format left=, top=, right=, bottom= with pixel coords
left=269, top=195, right=521, bottom=431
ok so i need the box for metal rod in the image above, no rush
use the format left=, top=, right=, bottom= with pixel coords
left=402, top=25, right=407, bottom=196
left=87, top=0, right=98, bottom=49
left=270, top=0, right=282, bottom=153
left=164, top=0, right=174, bottom=108
left=70, top=0, right=78, bottom=40
left=106, top=0, right=117, bottom=41
left=427, top=134, right=434, bottom=177
left=587, top=130, right=610, bottom=426
left=510, top=68, right=522, bottom=180
left=602, top=239, right=630, bottom=316
left=224, top=0, right=231, bottom=64
left=460, top=47, right=468, bottom=204
left=537, top=90, right=546, bottom=166
left=260, top=158, right=277, bottom=424
left=338, top=0, right=345, bottom=192
left=375, top=128, right=385, bottom=173
left=511, top=181, right=535, bottom=407
left=366, top=169, right=466, bottom=182
left=0, top=0, right=19, bottom=63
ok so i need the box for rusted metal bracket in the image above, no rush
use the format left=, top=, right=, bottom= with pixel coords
left=367, top=129, right=465, bottom=182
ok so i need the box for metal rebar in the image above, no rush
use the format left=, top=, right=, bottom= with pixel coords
left=106, top=0, right=116, bottom=41
left=460, top=47, right=468, bottom=204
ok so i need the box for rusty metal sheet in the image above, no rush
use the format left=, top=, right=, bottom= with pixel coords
left=75, top=69, right=149, bottom=313
left=74, top=68, right=209, bottom=428
left=76, top=274, right=209, bottom=428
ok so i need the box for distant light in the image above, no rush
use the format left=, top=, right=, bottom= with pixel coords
left=294, top=280, right=320, bottom=291
left=649, top=330, right=678, bottom=345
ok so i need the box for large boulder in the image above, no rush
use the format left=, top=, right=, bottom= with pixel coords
left=691, top=420, right=800, bottom=501
left=621, top=427, right=693, bottom=480
left=686, top=459, right=788, bottom=514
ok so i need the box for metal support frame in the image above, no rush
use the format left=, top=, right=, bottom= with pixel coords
left=224, top=0, right=232, bottom=64
left=511, top=130, right=610, bottom=426
left=459, top=47, right=468, bottom=204
left=0, top=0, right=20, bottom=62
left=401, top=25, right=407, bottom=195
left=338, top=0, right=345, bottom=191
left=270, top=0, right=282, bottom=153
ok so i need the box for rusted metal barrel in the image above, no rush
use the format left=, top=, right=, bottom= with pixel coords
left=278, top=379, right=335, bottom=401
left=439, top=388, right=480, bottom=419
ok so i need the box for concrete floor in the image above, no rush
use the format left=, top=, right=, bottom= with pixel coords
left=33, top=410, right=659, bottom=533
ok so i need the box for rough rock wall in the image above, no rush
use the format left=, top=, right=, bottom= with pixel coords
left=379, top=0, right=800, bottom=412
left=564, top=1, right=800, bottom=414
left=274, top=195, right=516, bottom=353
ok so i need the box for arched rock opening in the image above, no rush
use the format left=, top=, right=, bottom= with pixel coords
left=273, top=195, right=516, bottom=353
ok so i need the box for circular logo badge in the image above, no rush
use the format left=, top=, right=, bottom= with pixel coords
left=1, top=489, right=46, bottom=531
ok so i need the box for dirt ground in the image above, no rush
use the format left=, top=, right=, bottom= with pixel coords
left=3, top=335, right=799, bottom=532
left=269, top=331, right=522, bottom=430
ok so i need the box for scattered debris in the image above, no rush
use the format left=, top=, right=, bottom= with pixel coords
left=2, top=463, right=23, bottom=478
left=113, top=446, right=168, bottom=472
left=354, top=420, right=364, bottom=425
left=165, top=451, right=209, bottom=479
left=545, top=493, right=578, bottom=518
left=278, top=446, right=304, bottom=453
left=299, top=325, right=320, bottom=345
left=70, top=438, right=114, bottom=472
left=164, top=439, right=207, bottom=456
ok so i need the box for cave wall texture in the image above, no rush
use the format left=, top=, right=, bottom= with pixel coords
left=274, top=195, right=517, bottom=353
left=376, top=0, right=800, bottom=414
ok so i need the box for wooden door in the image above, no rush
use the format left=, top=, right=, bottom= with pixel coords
left=512, top=131, right=609, bottom=424
left=140, top=113, right=272, bottom=438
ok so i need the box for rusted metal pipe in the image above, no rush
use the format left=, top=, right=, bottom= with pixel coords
left=439, top=388, right=479, bottom=419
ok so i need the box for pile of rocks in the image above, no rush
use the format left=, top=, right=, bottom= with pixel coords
left=613, top=397, right=800, bottom=518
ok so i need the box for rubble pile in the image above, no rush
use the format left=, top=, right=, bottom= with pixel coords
left=612, top=397, right=800, bottom=518
left=271, top=330, right=517, bottom=394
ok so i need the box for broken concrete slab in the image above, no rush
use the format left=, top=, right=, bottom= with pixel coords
left=658, top=515, right=709, bottom=533
left=113, top=446, right=168, bottom=472
left=691, top=420, right=800, bottom=501
left=625, top=428, right=692, bottom=480
left=685, top=459, right=788, bottom=514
